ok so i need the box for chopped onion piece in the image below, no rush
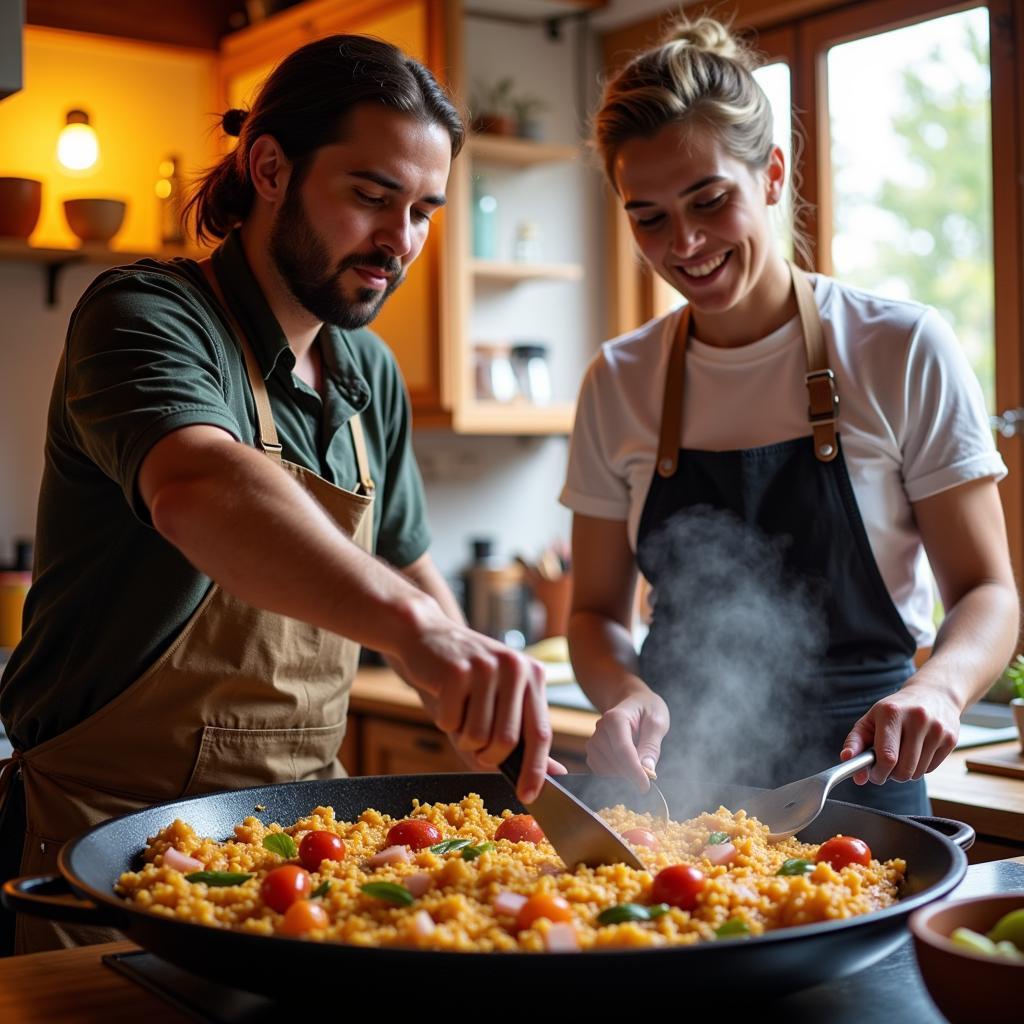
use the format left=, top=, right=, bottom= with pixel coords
left=701, top=842, right=737, bottom=866
left=544, top=922, right=580, bottom=952
left=163, top=847, right=203, bottom=873
left=411, top=909, right=435, bottom=938
left=404, top=872, right=433, bottom=898
left=493, top=891, right=529, bottom=916
left=368, top=845, right=412, bottom=867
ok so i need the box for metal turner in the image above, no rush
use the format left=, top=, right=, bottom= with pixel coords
left=742, top=750, right=877, bottom=841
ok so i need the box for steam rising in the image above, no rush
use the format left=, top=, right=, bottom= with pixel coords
left=639, top=506, right=831, bottom=792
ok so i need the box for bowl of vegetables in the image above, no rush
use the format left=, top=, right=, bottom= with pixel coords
left=910, top=894, right=1023, bottom=1024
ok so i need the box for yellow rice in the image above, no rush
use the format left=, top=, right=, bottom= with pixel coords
left=114, top=794, right=905, bottom=951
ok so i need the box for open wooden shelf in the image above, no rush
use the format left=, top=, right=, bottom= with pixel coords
left=0, top=239, right=207, bottom=304
left=452, top=400, right=575, bottom=435
left=471, top=258, right=584, bottom=283
left=467, top=134, right=579, bottom=167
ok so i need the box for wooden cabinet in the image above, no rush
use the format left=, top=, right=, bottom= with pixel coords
left=213, top=0, right=588, bottom=435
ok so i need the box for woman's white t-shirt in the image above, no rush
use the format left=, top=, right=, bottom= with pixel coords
left=560, top=274, right=1006, bottom=648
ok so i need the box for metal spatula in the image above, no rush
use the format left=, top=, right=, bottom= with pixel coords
left=742, top=750, right=876, bottom=841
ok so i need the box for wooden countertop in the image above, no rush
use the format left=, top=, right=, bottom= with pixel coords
left=6, top=857, right=1023, bottom=1022
left=350, top=667, right=1024, bottom=845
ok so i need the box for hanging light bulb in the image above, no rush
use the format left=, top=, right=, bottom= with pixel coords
left=57, top=109, right=100, bottom=172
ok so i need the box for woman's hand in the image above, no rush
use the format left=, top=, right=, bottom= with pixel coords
left=585, top=687, right=670, bottom=792
left=841, top=680, right=961, bottom=784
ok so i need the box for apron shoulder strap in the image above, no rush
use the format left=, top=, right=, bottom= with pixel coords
left=792, top=265, right=839, bottom=463
left=347, top=411, right=375, bottom=496
left=198, top=258, right=283, bottom=462
left=656, top=306, right=689, bottom=478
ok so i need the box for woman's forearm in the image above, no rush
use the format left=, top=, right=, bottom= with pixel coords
left=568, top=609, right=651, bottom=712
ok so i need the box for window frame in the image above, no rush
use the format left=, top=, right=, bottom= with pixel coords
left=600, top=0, right=1024, bottom=568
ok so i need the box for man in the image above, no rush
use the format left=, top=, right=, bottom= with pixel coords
left=0, top=34, right=552, bottom=954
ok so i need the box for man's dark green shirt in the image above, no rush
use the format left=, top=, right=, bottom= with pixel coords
left=0, top=232, right=431, bottom=751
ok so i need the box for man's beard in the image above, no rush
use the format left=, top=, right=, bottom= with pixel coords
left=269, top=180, right=404, bottom=329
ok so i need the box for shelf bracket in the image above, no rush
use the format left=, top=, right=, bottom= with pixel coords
left=43, top=256, right=84, bottom=307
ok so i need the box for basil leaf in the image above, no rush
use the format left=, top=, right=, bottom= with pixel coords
left=461, top=841, right=496, bottom=862
left=311, top=880, right=331, bottom=899
left=597, top=902, right=671, bottom=925
left=776, top=858, right=815, bottom=876
left=262, top=833, right=298, bottom=859
left=360, top=882, right=414, bottom=906
left=430, top=838, right=473, bottom=855
left=185, top=871, right=255, bottom=887
left=707, top=832, right=730, bottom=845
left=715, top=918, right=751, bottom=938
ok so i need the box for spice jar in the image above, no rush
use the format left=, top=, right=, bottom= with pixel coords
left=510, top=343, right=552, bottom=405
left=474, top=344, right=519, bottom=402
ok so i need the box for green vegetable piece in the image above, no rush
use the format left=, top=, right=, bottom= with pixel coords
left=994, top=940, right=1024, bottom=961
left=951, top=927, right=998, bottom=955
left=596, top=902, right=671, bottom=925
left=184, top=871, right=255, bottom=887
left=311, top=880, right=331, bottom=899
left=262, top=833, right=298, bottom=859
left=429, top=838, right=473, bottom=855
left=462, top=841, right=497, bottom=861
left=776, top=858, right=815, bottom=876
left=360, top=882, right=414, bottom=906
left=715, top=918, right=751, bottom=938
left=707, top=832, right=730, bottom=845
left=987, top=908, right=1024, bottom=950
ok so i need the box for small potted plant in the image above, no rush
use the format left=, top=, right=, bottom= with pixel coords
left=512, top=94, right=548, bottom=141
left=471, top=77, right=517, bottom=136
left=1004, top=654, right=1024, bottom=751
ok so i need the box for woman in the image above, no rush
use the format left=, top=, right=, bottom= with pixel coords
left=561, top=14, right=1018, bottom=814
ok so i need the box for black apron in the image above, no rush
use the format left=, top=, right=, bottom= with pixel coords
left=636, top=265, right=929, bottom=815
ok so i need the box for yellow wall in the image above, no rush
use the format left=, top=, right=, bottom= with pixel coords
left=0, top=28, right=218, bottom=251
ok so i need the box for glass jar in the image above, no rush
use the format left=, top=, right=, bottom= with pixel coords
left=474, top=344, right=519, bottom=402
left=510, top=343, right=552, bottom=405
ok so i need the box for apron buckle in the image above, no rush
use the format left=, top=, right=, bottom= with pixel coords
left=805, top=368, right=839, bottom=424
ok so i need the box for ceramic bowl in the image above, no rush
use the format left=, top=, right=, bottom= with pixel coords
left=0, top=177, right=43, bottom=239
left=63, top=198, right=127, bottom=244
left=910, top=892, right=1024, bottom=1024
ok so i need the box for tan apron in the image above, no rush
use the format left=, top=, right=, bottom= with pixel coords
left=8, top=260, right=376, bottom=953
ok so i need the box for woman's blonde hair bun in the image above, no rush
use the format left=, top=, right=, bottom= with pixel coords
left=662, top=14, right=757, bottom=71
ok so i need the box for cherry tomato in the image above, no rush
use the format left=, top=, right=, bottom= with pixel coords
left=816, top=836, right=872, bottom=870
left=299, top=830, right=345, bottom=871
left=651, top=865, right=705, bottom=911
left=621, top=827, right=660, bottom=850
left=260, top=864, right=312, bottom=913
left=386, top=819, right=442, bottom=851
left=278, top=898, right=328, bottom=936
left=495, top=815, right=545, bottom=844
left=515, top=892, right=573, bottom=932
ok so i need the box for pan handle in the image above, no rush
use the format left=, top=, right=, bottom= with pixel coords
left=2, top=874, right=125, bottom=926
left=907, top=815, right=975, bottom=851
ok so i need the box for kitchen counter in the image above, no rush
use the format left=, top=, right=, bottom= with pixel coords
left=350, top=667, right=1024, bottom=855
left=2, top=857, right=1020, bottom=1021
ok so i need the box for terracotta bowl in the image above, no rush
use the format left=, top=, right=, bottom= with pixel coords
left=63, top=198, right=127, bottom=244
left=910, top=893, right=1024, bottom=1024
left=0, top=177, right=43, bottom=239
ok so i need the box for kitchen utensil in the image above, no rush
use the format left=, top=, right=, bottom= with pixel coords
left=742, top=750, right=877, bottom=841
left=499, top=742, right=644, bottom=869
left=643, top=766, right=670, bottom=822
left=3, top=772, right=972, bottom=998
